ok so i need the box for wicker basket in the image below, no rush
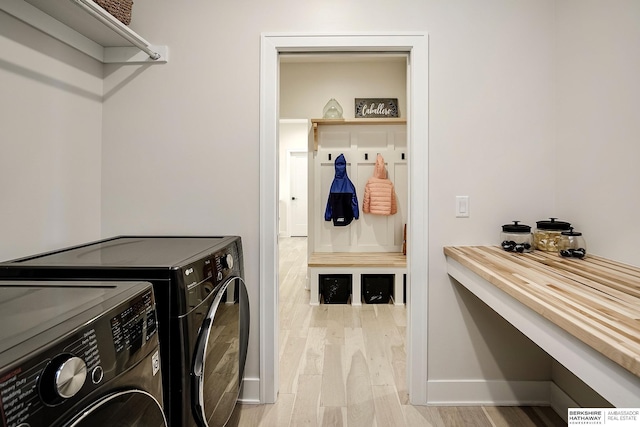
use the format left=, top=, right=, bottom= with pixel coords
left=95, top=0, right=133, bottom=26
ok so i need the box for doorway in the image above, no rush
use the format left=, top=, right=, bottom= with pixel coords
left=259, top=33, right=429, bottom=405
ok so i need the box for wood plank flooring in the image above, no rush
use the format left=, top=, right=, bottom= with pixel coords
left=227, top=237, right=566, bottom=427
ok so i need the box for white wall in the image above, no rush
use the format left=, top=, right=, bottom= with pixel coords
left=280, top=58, right=407, bottom=120
left=555, top=0, right=640, bottom=267
left=99, top=0, right=560, bottom=402
left=425, top=0, right=561, bottom=397
left=2, top=0, right=638, bottom=407
left=0, top=10, right=103, bottom=261
left=552, top=0, right=640, bottom=405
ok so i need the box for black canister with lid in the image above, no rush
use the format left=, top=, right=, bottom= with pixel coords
left=534, top=217, right=571, bottom=252
left=501, top=221, right=533, bottom=253
left=558, top=228, right=587, bottom=259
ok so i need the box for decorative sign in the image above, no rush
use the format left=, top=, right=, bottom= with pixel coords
left=355, top=98, right=399, bottom=118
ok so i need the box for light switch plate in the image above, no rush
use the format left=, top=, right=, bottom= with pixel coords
left=456, top=196, right=469, bottom=218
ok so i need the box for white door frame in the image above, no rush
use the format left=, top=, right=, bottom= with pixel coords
left=259, top=32, right=429, bottom=405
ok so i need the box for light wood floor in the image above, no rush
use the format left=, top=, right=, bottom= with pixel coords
left=227, top=237, right=566, bottom=426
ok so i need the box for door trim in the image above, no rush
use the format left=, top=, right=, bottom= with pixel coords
left=259, top=32, right=429, bottom=404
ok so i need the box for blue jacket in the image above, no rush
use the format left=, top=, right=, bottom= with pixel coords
left=324, top=154, right=359, bottom=226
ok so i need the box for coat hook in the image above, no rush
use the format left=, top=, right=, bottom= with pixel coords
left=365, top=153, right=368, bottom=160
left=328, top=153, right=332, bottom=161
left=402, top=153, right=405, bottom=160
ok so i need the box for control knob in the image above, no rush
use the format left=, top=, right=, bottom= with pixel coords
left=40, top=354, right=88, bottom=405
left=55, top=356, right=87, bottom=398
left=220, top=253, right=234, bottom=270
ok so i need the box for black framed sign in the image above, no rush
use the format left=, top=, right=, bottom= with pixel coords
left=355, top=98, right=399, bottom=118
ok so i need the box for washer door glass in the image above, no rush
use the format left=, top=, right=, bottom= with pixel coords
left=192, top=277, right=248, bottom=427
left=65, top=389, right=167, bottom=427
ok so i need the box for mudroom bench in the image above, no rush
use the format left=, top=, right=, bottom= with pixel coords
left=444, top=245, right=640, bottom=408
left=308, top=252, right=406, bottom=306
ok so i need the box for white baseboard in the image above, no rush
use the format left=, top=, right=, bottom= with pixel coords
left=427, top=379, right=551, bottom=406
left=239, top=377, right=261, bottom=404
left=426, top=379, right=575, bottom=422
left=239, top=377, right=576, bottom=421
left=549, top=382, right=578, bottom=423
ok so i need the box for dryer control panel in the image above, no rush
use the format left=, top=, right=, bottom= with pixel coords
left=183, top=241, right=242, bottom=315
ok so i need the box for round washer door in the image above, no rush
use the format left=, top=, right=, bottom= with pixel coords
left=64, top=389, right=167, bottom=427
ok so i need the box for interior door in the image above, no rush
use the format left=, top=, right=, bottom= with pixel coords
left=289, top=151, right=308, bottom=236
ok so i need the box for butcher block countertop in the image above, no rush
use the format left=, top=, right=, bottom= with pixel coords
left=443, top=246, right=640, bottom=380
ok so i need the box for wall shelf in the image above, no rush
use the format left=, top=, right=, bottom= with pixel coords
left=311, top=118, right=406, bottom=151
left=1, top=0, right=168, bottom=64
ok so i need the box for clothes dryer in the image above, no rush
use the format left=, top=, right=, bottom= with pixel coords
left=0, top=280, right=166, bottom=427
left=0, top=236, right=249, bottom=427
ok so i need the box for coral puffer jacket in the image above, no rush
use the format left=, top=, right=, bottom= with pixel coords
left=363, top=154, right=397, bottom=215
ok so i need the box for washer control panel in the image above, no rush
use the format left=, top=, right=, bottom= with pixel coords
left=110, top=290, right=157, bottom=356
left=0, top=288, right=158, bottom=427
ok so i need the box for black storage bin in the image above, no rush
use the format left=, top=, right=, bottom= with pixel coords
left=320, top=274, right=352, bottom=304
left=362, top=274, right=393, bottom=304
left=403, top=274, right=406, bottom=304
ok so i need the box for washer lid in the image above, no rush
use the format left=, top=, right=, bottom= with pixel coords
left=6, top=236, right=234, bottom=268
left=0, top=281, right=151, bottom=359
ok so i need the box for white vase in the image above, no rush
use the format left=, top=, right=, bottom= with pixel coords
left=323, top=98, right=343, bottom=119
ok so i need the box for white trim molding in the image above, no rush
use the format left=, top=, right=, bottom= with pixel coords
left=427, top=379, right=552, bottom=406
left=427, top=380, right=575, bottom=423
left=260, top=32, right=429, bottom=405
left=238, top=377, right=261, bottom=405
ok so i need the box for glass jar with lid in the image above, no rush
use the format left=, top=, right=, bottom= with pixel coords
left=558, top=228, right=587, bottom=259
left=501, top=221, right=533, bottom=253
left=533, top=218, right=571, bottom=252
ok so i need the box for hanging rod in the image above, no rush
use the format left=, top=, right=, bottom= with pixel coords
left=70, top=0, right=161, bottom=60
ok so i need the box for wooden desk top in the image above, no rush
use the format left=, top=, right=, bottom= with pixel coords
left=443, top=246, right=640, bottom=378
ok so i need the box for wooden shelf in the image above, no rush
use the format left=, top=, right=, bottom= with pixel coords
left=311, top=118, right=406, bottom=151
left=1, top=0, right=168, bottom=63
left=308, top=252, right=406, bottom=268
left=311, top=118, right=406, bottom=126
